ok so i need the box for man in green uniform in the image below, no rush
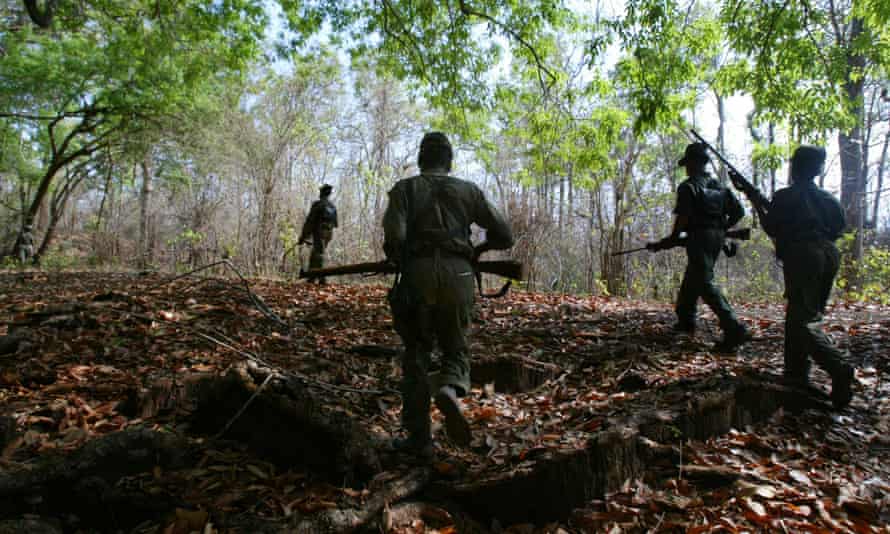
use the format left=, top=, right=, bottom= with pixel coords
left=738, top=145, right=854, bottom=408
left=382, top=132, right=513, bottom=458
left=299, top=184, right=338, bottom=284
left=17, top=224, right=34, bottom=265
left=652, top=142, right=749, bottom=351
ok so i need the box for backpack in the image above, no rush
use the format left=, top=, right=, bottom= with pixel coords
left=319, top=202, right=337, bottom=225
left=695, top=179, right=726, bottom=225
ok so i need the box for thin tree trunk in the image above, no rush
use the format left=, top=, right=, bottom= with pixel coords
left=873, top=130, right=890, bottom=226
left=716, top=91, right=727, bottom=184
left=838, top=16, right=867, bottom=266
left=768, top=123, right=777, bottom=194
left=139, top=152, right=154, bottom=269
left=95, top=164, right=113, bottom=232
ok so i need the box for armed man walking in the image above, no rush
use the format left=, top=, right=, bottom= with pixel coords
left=382, top=132, right=513, bottom=459
left=299, top=184, right=338, bottom=284
left=17, top=224, right=35, bottom=265
left=734, top=146, right=854, bottom=408
left=650, top=142, right=749, bottom=351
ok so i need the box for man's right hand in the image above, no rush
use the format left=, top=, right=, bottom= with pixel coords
left=728, top=170, right=750, bottom=193
left=473, top=242, right=491, bottom=262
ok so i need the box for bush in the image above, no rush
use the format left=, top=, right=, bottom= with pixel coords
left=838, top=245, right=890, bottom=304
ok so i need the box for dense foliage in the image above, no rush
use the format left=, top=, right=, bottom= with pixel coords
left=1, top=0, right=888, bottom=300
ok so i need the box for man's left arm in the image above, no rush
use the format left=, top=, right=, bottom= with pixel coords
left=472, top=189, right=514, bottom=258
left=669, top=183, right=694, bottom=238
left=299, top=202, right=319, bottom=243
left=827, top=194, right=846, bottom=239
left=382, top=186, right=408, bottom=262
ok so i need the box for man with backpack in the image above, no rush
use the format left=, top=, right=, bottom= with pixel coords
left=650, top=142, right=749, bottom=352
left=382, top=132, right=513, bottom=459
left=299, top=184, right=338, bottom=284
left=742, top=146, right=854, bottom=408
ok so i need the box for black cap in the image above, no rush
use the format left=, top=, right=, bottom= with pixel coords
left=790, top=145, right=826, bottom=181
left=319, top=184, right=333, bottom=195
left=418, top=131, right=453, bottom=171
left=678, top=142, right=710, bottom=166
left=420, top=131, right=452, bottom=152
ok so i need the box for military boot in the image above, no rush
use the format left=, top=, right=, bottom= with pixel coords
left=434, top=385, right=472, bottom=447
left=782, top=356, right=811, bottom=387
left=830, top=364, right=855, bottom=410
left=714, top=323, right=751, bottom=353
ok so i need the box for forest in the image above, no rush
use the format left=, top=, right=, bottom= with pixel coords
left=1, top=0, right=889, bottom=533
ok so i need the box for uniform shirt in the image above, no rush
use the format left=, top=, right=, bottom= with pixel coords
left=383, top=170, right=513, bottom=262
left=762, top=180, right=845, bottom=259
left=300, top=197, right=338, bottom=241
left=674, top=173, right=744, bottom=229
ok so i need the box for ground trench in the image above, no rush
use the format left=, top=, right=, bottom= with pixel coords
left=435, top=372, right=831, bottom=526
left=0, top=359, right=832, bottom=532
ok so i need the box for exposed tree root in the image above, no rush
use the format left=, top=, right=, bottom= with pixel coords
left=0, top=427, right=193, bottom=530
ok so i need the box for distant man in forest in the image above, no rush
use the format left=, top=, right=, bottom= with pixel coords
left=299, top=184, right=338, bottom=284
left=733, top=146, right=854, bottom=408
left=382, top=132, right=513, bottom=459
left=16, top=224, right=34, bottom=265
left=650, top=142, right=749, bottom=351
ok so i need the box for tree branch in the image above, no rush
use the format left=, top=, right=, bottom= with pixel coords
left=23, top=0, right=56, bottom=28
left=379, top=0, right=431, bottom=86
left=457, top=0, right=556, bottom=92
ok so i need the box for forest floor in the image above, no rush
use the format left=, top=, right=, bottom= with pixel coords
left=0, top=270, right=888, bottom=533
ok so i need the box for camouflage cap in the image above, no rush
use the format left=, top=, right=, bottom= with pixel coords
left=678, top=142, right=710, bottom=166
left=790, top=145, right=826, bottom=181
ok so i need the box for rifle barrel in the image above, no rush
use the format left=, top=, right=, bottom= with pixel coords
left=611, top=246, right=648, bottom=256
left=300, top=259, right=525, bottom=280
left=689, top=129, right=742, bottom=176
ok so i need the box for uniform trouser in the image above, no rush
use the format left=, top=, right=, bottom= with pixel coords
left=391, top=256, right=474, bottom=442
left=18, top=246, right=31, bottom=264
left=675, top=228, right=740, bottom=333
left=782, top=241, right=848, bottom=380
left=309, top=225, right=333, bottom=281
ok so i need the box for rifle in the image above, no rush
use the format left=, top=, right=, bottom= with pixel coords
left=611, top=227, right=751, bottom=256
left=300, top=259, right=526, bottom=297
left=689, top=129, right=771, bottom=222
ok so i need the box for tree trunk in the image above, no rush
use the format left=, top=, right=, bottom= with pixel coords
left=35, top=169, right=86, bottom=262
left=139, top=152, right=154, bottom=270
left=715, top=91, right=727, bottom=184
left=873, top=130, right=890, bottom=227
left=34, top=198, right=63, bottom=261
left=95, top=164, right=113, bottom=232
left=587, top=187, right=596, bottom=292
left=838, top=16, right=867, bottom=267
left=768, top=123, right=777, bottom=194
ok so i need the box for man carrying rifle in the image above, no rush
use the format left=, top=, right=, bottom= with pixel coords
left=382, top=132, right=513, bottom=459
left=729, top=146, right=854, bottom=408
left=299, top=184, right=338, bottom=284
left=650, top=142, right=749, bottom=351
